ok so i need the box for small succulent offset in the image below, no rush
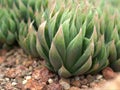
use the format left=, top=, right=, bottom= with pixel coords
left=17, top=21, right=38, bottom=57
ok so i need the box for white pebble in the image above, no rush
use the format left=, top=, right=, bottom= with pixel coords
left=59, top=81, right=70, bottom=90
left=48, top=78, right=53, bottom=84
left=5, top=78, right=9, bottom=81
left=25, top=76, right=31, bottom=80
left=12, top=82, right=17, bottom=86
left=22, top=80, right=27, bottom=84
left=96, top=75, right=103, bottom=80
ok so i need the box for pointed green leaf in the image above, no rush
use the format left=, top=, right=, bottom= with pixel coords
left=58, top=65, right=72, bottom=78
left=116, top=41, right=120, bottom=59
left=52, top=25, right=66, bottom=64
left=108, top=40, right=117, bottom=63
left=49, top=42, right=62, bottom=72
left=38, top=21, right=49, bottom=52
left=66, top=29, right=83, bottom=69
left=71, top=40, right=94, bottom=72
left=111, top=59, right=120, bottom=72
left=74, top=56, right=92, bottom=75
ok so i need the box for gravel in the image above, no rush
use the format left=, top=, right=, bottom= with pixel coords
left=0, top=47, right=119, bottom=90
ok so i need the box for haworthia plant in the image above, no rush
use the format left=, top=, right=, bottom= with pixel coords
left=36, top=3, right=109, bottom=77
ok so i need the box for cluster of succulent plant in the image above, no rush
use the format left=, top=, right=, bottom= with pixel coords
left=98, top=3, right=120, bottom=72
left=0, top=0, right=48, bottom=55
left=0, top=0, right=120, bottom=78
left=0, top=0, right=48, bottom=23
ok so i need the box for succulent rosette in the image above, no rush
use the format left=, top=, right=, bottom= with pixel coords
left=36, top=3, right=109, bottom=77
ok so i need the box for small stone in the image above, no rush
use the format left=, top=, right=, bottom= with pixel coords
left=5, top=50, right=14, bottom=57
left=28, top=66, right=33, bottom=71
left=24, top=79, right=46, bottom=90
left=102, top=67, right=117, bottom=80
left=25, top=76, right=31, bottom=80
left=5, top=78, right=9, bottom=81
left=12, top=82, right=17, bottom=86
left=32, top=67, right=53, bottom=82
left=16, top=83, right=23, bottom=89
left=60, top=78, right=70, bottom=83
left=86, top=74, right=95, bottom=83
left=59, top=79, right=70, bottom=90
left=89, top=82, right=98, bottom=88
left=79, top=75, right=85, bottom=80
left=5, top=68, right=21, bottom=78
left=69, top=86, right=81, bottom=90
left=94, top=79, right=100, bottom=83
left=22, top=80, right=27, bottom=84
left=23, top=60, right=33, bottom=67
left=47, top=83, right=62, bottom=90
left=28, top=71, right=32, bottom=75
left=16, top=77, right=23, bottom=83
left=71, top=80, right=81, bottom=87
left=96, top=75, right=103, bottom=80
left=74, top=76, right=80, bottom=81
left=81, top=85, right=88, bottom=89
left=0, top=74, right=4, bottom=78
left=80, top=79, right=88, bottom=85
left=48, top=78, right=53, bottom=84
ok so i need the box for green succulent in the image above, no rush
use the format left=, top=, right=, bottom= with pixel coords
left=17, top=21, right=39, bottom=57
left=98, top=5, right=120, bottom=72
left=0, top=8, right=18, bottom=48
left=36, top=4, right=109, bottom=77
left=0, top=0, right=48, bottom=28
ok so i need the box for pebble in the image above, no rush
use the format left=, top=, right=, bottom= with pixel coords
left=28, top=66, right=33, bottom=71
left=74, top=76, right=80, bottom=81
left=102, top=67, right=116, bottom=80
left=59, top=80, right=70, bottom=90
left=71, top=80, right=81, bottom=87
left=80, top=79, right=88, bottom=85
left=96, top=75, right=103, bottom=80
left=12, top=82, right=17, bottom=86
left=5, top=78, right=9, bottom=81
left=22, top=80, right=27, bottom=84
left=89, top=82, right=98, bottom=88
left=69, top=86, right=81, bottom=90
left=86, top=74, right=95, bottom=83
left=48, top=78, right=53, bottom=84
left=94, top=79, right=99, bottom=83
left=81, top=85, right=88, bottom=89
left=25, top=76, right=31, bottom=80
left=0, top=74, right=4, bottom=78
